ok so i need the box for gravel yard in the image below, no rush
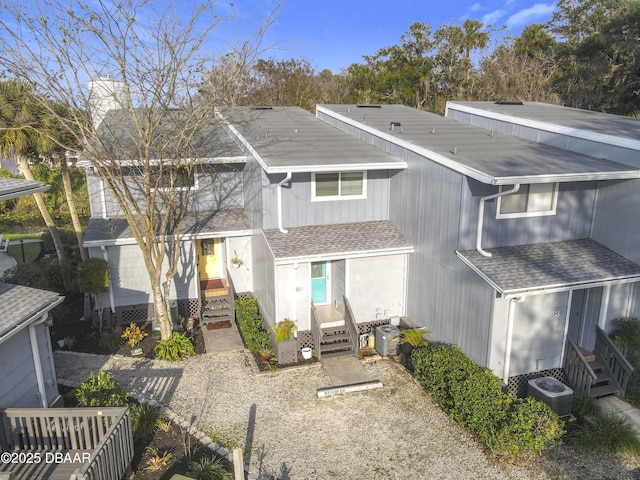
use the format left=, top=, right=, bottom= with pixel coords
left=55, top=350, right=640, bottom=479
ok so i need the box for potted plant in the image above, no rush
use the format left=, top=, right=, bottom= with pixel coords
left=273, top=318, right=298, bottom=365
left=258, top=340, right=274, bottom=361
left=231, top=250, right=243, bottom=268
left=121, top=322, right=148, bottom=356
left=398, top=328, right=429, bottom=352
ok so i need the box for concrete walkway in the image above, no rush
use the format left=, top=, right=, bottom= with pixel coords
left=597, top=396, right=640, bottom=431
left=201, top=321, right=244, bottom=353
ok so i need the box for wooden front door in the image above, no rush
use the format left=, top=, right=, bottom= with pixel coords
left=197, top=238, right=223, bottom=279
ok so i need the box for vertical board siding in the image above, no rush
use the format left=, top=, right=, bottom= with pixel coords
left=259, top=170, right=391, bottom=230
left=252, top=232, right=276, bottom=327
left=320, top=111, right=494, bottom=367
left=86, top=166, right=246, bottom=219
left=459, top=178, right=597, bottom=251
left=0, top=329, right=40, bottom=408
left=243, top=157, right=267, bottom=229
left=592, top=179, right=640, bottom=264
left=331, top=260, right=346, bottom=314
left=35, top=325, right=58, bottom=405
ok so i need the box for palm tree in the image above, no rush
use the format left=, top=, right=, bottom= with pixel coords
left=461, top=19, right=490, bottom=83
left=0, top=79, right=66, bottom=262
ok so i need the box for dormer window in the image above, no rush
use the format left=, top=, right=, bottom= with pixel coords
left=497, top=183, right=558, bottom=218
left=312, top=172, right=366, bottom=200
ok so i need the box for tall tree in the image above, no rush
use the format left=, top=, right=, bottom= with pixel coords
left=0, top=0, right=279, bottom=340
left=548, top=0, right=640, bottom=114
left=0, top=80, right=66, bottom=262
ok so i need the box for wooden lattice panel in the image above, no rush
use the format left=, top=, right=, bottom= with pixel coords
left=506, top=368, right=568, bottom=398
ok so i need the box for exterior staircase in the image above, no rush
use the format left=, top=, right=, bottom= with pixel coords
left=318, top=324, right=355, bottom=359
left=200, top=278, right=234, bottom=325
left=564, top=329, right=634, bottom=399
left=587, top=356, right=623, bottom=398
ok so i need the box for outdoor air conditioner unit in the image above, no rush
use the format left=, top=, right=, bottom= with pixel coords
left=375, top=325, right=400, bottom=357
left=527, top=376, right=573, bottom=418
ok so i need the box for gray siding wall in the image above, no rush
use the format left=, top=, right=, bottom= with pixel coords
left=490, top=292, right=570, bottom=378
left=447, top=109, right=640, bottom=168
left=319, top=112, right=494, bottom=366
left=243, top=156, right=268, bottom=229
left=252, top=232, right=276, bottom=328
left=347, top=255, right=407, bottom=323
left=260, top=171, right=390, bottom=229
left=96, top=243, right=198, bottom=308
left=274, top=263, right=310, bottom=331
left=85, top=165, right=245, bottom=218
left=332, top=260, right=346, bottom=314
left=0, top=326, right=57, bottom=408
left=459, top=179, right=597, bottom=251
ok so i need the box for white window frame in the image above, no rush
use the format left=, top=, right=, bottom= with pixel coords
left=496, top=183, right=558, bottom=219
left=149, top=166, right=198, bottom=192
left=311, top=171, right=367, bottom=201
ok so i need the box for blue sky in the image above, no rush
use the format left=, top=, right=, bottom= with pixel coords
left=228, top=0, right=558, bottom=73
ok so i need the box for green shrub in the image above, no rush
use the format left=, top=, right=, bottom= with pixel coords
left=187, top=456, right=232, bottom=480
left=234, top=297, right=272, bottom=354
left=98, top=327, right=124, bottom=354
left=130, top=402, right=165, bottom=442
left=411, top=345, right=564, bottom=459
left=153, top=332, right=195, bottom=361
left=75, top=370, right=129, bottom=407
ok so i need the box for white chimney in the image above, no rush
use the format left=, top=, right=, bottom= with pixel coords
left=87, top=76, right=130, bottom=129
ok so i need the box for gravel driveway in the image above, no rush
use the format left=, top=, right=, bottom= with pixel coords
left=54, top=350, right=640, bottom=479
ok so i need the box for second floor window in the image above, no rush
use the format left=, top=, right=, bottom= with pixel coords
left=497, top=183, right=558, bottom=218
left=312, top=171, right=366, bottom=200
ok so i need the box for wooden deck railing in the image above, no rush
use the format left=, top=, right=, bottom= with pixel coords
left=343, top=296, right=358, bottom=357
left=595, top=327, right=634, bottom=397
left=310, top=301, right=323, bottom=362
left=0, top=407, right=134, bottom=480
left=563, top=337, right=597, bottom=396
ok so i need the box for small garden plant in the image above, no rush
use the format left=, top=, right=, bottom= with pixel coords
left=235, top=297, right=273, bottom=354
left=154, top=331, right=195, bottom=361
left=121, top=322, right=148, bottom=349
left=188, top=455, right=232, bottom=480
left=75, top=370, right=129, bottom=407
left=274, top=318, right=296, bottom=343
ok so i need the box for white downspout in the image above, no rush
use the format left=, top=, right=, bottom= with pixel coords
left=504, top=296, right=525, bottom=385
left=101, top=246, right=116, bottom=313
left=598, top=284, right=611, bottom=330
left=477, top=184, right=520, bottom=257
left=277, top=172, right=292, bottom=234
left=29, top=313, right=49, bottom=408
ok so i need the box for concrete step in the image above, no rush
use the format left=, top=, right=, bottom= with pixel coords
left=321, top=349, right=354, bottom=359
left=202, top=315, right=234, bottom=325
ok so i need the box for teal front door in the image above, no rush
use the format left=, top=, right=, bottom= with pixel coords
left=311, top=261, right=328, bottom=304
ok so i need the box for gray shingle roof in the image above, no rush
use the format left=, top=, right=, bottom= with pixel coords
left=317, top=104, right=640, bottom=185
left=84, top=208, right=251, bottom=245
left=457, top=239, right=640, bottom=296
left=220, top=107, right=407, bottom=173
left=0, top=282, right=63, bottom=340
left=263, top=221, right=414, bottom=260
left=0, top=177, right=50, bottom=200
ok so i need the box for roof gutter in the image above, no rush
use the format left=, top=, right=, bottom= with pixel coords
left=277, top=172, right=292, bottom=234
left=477, top=184, right=520, bottom=257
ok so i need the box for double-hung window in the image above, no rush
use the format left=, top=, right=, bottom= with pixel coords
left=312, top=171, right=366, bottom=200
left=497, top=183, right=558, bottom=218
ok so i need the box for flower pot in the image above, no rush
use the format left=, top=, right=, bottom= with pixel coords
left=301, top=347, right=312, bottom=360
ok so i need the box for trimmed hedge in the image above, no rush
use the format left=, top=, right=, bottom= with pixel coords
left=412, top=344, right=564, bottom=460
left=235, top=297, right=272, bottom=354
